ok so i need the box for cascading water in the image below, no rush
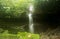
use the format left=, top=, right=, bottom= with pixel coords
left=28, top=4, right=34, bottom=33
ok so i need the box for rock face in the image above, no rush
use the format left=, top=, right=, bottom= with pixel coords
left=40, top=27, right=60, bottom=39
left=40, top=35, right=60, bottom=39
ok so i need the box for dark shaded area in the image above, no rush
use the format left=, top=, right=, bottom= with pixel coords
left=0, top=13, right=29, bottom=34
left=32, top=0, right=60, bottom=33
left=34, top=0, right=60, bottom=27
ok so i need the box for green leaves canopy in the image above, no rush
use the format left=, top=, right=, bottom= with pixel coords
left=0, top=0, right=34, bottom=18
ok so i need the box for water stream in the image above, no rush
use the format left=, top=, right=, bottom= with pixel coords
left=28, top=4, right=34, bottom=33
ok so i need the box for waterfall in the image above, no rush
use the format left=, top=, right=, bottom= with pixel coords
left=28, top=4, right=34, bottom=33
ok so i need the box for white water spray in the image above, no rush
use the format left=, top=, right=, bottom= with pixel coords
left=28, top=4, right=34, bottom=33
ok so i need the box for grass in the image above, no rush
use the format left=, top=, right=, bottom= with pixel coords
left=0, top=32, right=39, bottom=39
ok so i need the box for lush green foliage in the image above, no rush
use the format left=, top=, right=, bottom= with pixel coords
left=0, top=32, right=39, bottom=39
left=0, top=0, right=35, bottom=18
